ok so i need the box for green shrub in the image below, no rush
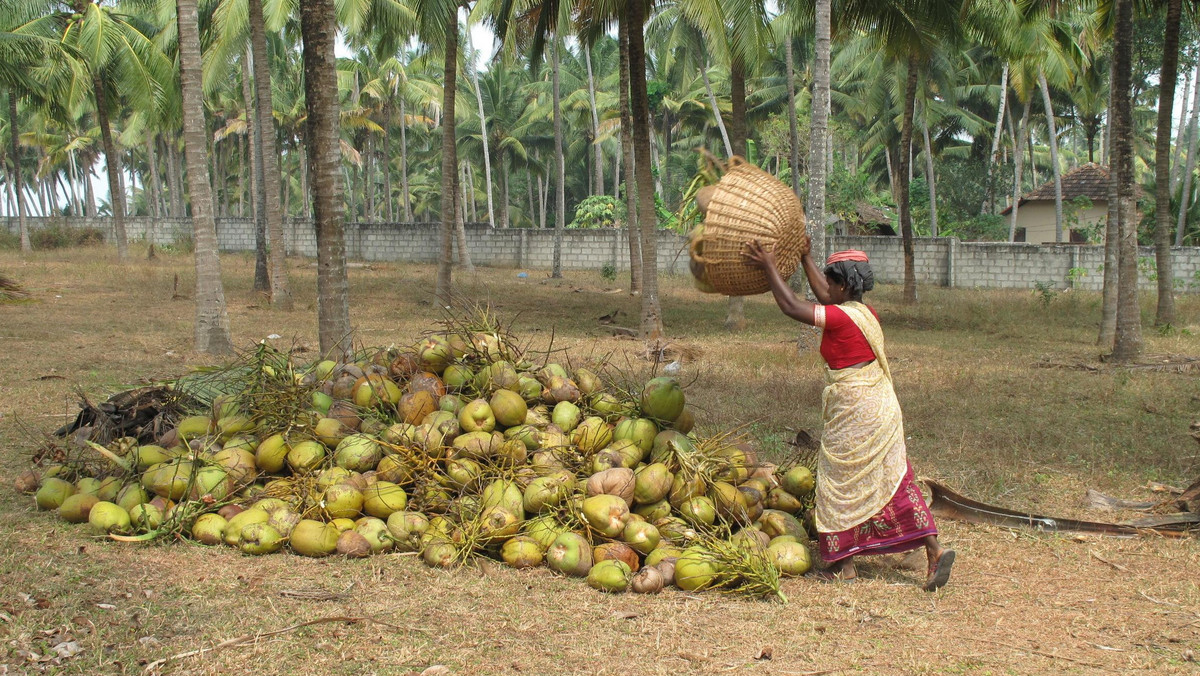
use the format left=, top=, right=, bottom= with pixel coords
left=29, top=224, right=105, bottom=250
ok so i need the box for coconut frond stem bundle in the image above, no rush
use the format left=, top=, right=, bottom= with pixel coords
left=0, top=273, right=30, bottom=302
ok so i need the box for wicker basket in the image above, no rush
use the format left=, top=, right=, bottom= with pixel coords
left=689, top=156, right=809, bottom=296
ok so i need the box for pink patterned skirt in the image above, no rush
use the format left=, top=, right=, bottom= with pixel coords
left=817, top=463, right=938, bottom=563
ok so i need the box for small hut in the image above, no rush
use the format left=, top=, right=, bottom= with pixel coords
left=1001, top=163, right=1112, bottom=243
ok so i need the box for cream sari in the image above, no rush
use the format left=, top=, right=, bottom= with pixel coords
left=813, top=301, right=909, bottom=535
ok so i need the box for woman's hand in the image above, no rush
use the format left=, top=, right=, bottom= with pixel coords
left=743, top=240, right=777, bottom=271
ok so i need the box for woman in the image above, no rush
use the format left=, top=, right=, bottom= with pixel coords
left=745, top=241, right=955, bottom=591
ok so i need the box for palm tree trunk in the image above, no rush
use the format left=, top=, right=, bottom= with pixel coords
left=585, top=44, right=604, bottom=195
left=701, top=62, right=733, bottom=157
left=898, top=56, right=919, bottom=304
left=249, top=0, right=293, bottom=309
left=498, top=160, right=509, bottom=229
left=1099, top=79, right=1119, bottom=346
left=808, top=0, right=831, bottom=265
left=243, top=52, right=269, bottom=291
left=1153, top=0, right=1182, bottom=326
left=92, top=73, right=128, bottom=260
left=629, top=0, right=663, bottom=338
left=434, top=9, right=458, bottom=304
left=618, top=14, right=642, bottom=296
left=399, top=94, right=412, bottom=221
left=466, top=27, right=495, bottom=228
left=453, top=171, right=475, bottom=272
left=1008, top=100, right=1032, bottom=241
left=166, top=142, right=182, bottom=217
left=922, top=115, right=938, bottom=237
left=552, top=36, right=565, bottom=279
left=144, top=135, right=161, bottom=259
left=383, top=123, right=394, bottom=221
left=1178, top=62, right=1200, bottom=245
left=983, top=63, right=1009, bottom=214
left=727, top=59, right=749, bottom=330
left=176, top=0, right=233, bottom=354
left=1172, top=68, right=1192, bottom=191
left=1111, top=0, right=1142, bottom=361
left=785, top=38, right=801, bottom=199
left=1037, top=69, right=1064, bottom=242
left=7, top=92, right=30, bottom=254
left=299, top=0, right=353, bottom=354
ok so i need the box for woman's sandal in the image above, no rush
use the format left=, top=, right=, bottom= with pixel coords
left=922, top=549, right=955, bottom=592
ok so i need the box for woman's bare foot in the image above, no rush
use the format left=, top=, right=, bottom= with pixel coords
left=815, top=559, right=857, bottom=582
left=923, top=549, right=955, bottom=591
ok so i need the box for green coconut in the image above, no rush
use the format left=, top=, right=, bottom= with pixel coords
left=587, top=560, right=632, bottom=593
left=478, top=506, right=522, bottom=543
left=128, top=503, right=164, bottom=532
left=581, top=494, right=629, bottom=538
left=674, top=547, right=722, bottom=591
left=645, top=546, right=685, bottom=568
left=141, top=460, right=196, bottom=500
left=504, top=424, right=541, bottom=450
left=240, top=522, right=284, bottom=555
left=458, top=398, right=496, bottom=433
left=421, top=538, right=457, bottom=567
left=187, top=466, right=233, bottom=501
left=574, top=368, right=603, bottom=395
left=445, top=458, right=483, bottom=491
left=355, top=517, right=394, bottom=553
left=668, top=472, right=707, bottom=509
left=782, top=465, right=816, bottom=498
left=572, top=417, right=613, bottom=454
left=523, top=475, right=571, bottom=513
left=551, top=401, right=581, bottom=433
left=766, top=487, right=805, bottom=513
left=212, top=448, right=258, bottom=486
left=679, top=496, right=717, bottom=527
left=255, top=434, right=290, bottom=474
left=633, top=463, right=673, bottom=505
left=441, top=363, right=474, bottom=392
left=524, top=516, right=566, bottom=551
left=480, top=480, right=525, bottom=517
left=191, top=513, right=227, bottom=545
left=651, top=430, right=696, bottom=467
left=115, top=484, right=148, bottom=512
left=489, top=389, right=528, bottom=428
left=175, top=415, right=213, bottom=439
left=362, top=481, right=407, bottom=519
left=75, top=477, right=102, bottom=496
left=59, top=493, right=100, bottom=523
left=286, top=440, right=327, bottom=474
left=622, top=520, right=661, bottom=555
left=633, top=499, right=672, bottom=522
left=640, top=377, right=685, bottom=423
left=757, top=509, right=808, bottom=541
left=133, top=445, right=175, bottom=471
left=88, top=502, right=132, bottom=536
left=590, top=393, right=633, bottom=421
left=547, top=532, right=593, bottom=577
left=500, top=535, right=544, bottom=569
left=95, top=477, right=123, bottom=502
left=768, top=540, right=813, bottom=576
left=374, top=455, right=415, bottom=485
left=311, top=391, right=334, bottom=415
left=313, top=417, right=349, bottom=447
left=452, top=430, right=502, bottom=459
left=334, top=434, right=382, bottom=473
left=613, top=418, right=658, bottom=455
left=386, top=511, right=429, bottom=552
left=609, top=439, right=645, bottom=469
left=516, top=376, right=543, bottom=402
left=223, top=508, right=270, bottom=547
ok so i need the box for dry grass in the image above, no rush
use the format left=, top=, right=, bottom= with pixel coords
left=0, top=245, right=1198, bottom=675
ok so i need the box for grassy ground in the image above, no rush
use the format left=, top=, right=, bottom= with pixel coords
left=1, top=244, right=1198, bottom=675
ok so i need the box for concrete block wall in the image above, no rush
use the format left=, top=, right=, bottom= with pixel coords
left=6, top=216, right=1199, bottom=292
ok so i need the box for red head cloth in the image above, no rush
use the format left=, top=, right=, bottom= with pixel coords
left=826, top=249, right=869, bottom=266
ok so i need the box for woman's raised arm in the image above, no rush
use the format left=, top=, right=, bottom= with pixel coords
left=743, top=241, right=818, bottom=326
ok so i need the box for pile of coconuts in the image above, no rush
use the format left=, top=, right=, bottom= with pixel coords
left=18, top=319, right=817, bottom=599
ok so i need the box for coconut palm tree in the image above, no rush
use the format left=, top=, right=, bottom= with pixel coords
left=300, top=0, right=353, bottom=355
left=1152, top=0, right=1182, bottom=327
left=174, top=0, right=234, bottom=354
left=1109, top=0, right=1141, bottom=361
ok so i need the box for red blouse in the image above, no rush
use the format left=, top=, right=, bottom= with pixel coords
left=814, top=304, right=878, bottom=369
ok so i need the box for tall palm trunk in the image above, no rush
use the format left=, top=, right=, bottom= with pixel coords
left=466, top=27, right=495, bottom=228
left=898, top=57, right=919, bottom=304
left=434, top=10, right=458, bottom=304
left=7, top=93, right=30, bottom=254
left=1037, top=70, right=1064, bottom=242
left=552, top=36, right=566, bottom=278
left=922, top=115, right=938, bottom=236
left=1111, top=0, right=1142, bottom=361
left=1008, top=100, right=1032, bottom=241
left=399, top=94, right=412, bottom=221
left=1172, top=69, right=1192, bottom=191
left=726, top=59, right=749, bottom=331
left=1098, top=77, right=1118, bottom=346
left=250, top=0, right=293, bottom=309
left=785, top=38, right=801, bottom=198
left=144, top=135, right=161, bottom=259
left=243, top=53, right=269, bottom=291
left=299, top=0, right=352, bottom=355
left=618, top=13, right=642, bottom=295
left=628, top=0, right=662, bottom=338
left=982, top=62, right=1008, bottom=215
left=92, top=74, right=128, bottom=260
left=808, top=0, right=831, bottom=264
left=584, top=44, right=604, bottom=195
left=176, top=0, right=233, bottom=354
left=1178, top=62, right=1200, bottom=245
left=701, top=62, right=732, bottom=157
left=1153, top=0, right=1182, bottom=326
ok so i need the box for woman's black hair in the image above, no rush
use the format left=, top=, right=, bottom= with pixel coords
left=824, top=260, right=875, bottom=301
